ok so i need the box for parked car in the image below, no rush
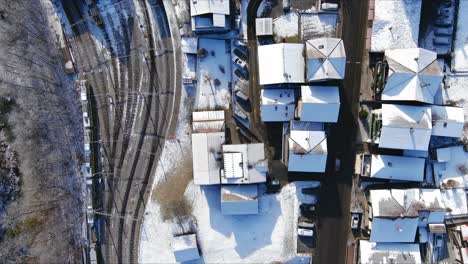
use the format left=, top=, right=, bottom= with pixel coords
left=234, top=57, right=247, bottom=68
left=433, top=37, right=451, bottom=45
left=300, top=203, right=317, bottom=218
left=351, top=213, right=361, bottom=230
left=321, top=3, right=339, bottom=11
left=234, top=107, right=248, bottom=120
left=435, top=18, right=452, bottom=27
left=298, top=220, right=315, bottom=229
left=434, top=27, right=452, bottom=36
left=233, top=48, right=248, bottom=61
left=234, top=69, right=248, bottom=80
left=334, top=158, right=341, bottom=173
left=235, top=90, right=249, bottom=101
left=301, top=186, right=321, bottom=196
left=297, top=228, right=314, bottom=237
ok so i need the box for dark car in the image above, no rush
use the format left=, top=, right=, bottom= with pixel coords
left=234, top=68, right=249, bottom=80
left=435, top=18, right=452, bottom=27
left=434, top=27, right=452, bottom=36
left=300, top=203, right=317, bottom=218
left=233, top=48, right=248, bottom=61
left=301, top=186, right=320, bottom=196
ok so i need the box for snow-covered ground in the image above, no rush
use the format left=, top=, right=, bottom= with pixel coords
left=195, top=38, right=231, bottom=110
left=370, top=0, right=421, bottom=52
left=301, top=13, right=337, bottom=40
left=452, top=0, right=468, bottom=72
left=239, top=0, right=249, bottom=40
left=273, top=13, right=299, bottom=41
left=140, top=179, right=318, bottom=263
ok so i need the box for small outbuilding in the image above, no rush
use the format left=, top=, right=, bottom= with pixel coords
left=190, top=0, right=230, bottom=33
left=256, top=18, right=273, bottom=36
left=172, top=234, right=200, bottom=262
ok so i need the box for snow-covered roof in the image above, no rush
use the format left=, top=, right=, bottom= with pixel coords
left=434, top=146, right=468, bottom=189
left=383, top=48, right=443, bottom=104
left=256, top=18, right=273, bottom=36
left=192, top=111, right=225, bottom=133
left=368, top=155, right=425, bottom=182
left=370, top=189, right=445, bottom=218
left=221, top=185, right=258, bottom=215
left=370, top=218, right=419, bottom=243
left=379, top=104, right=432, bottom=151
left=190, top=0, right=230, bottom=16
left=192, top=132, right=225, bottom=185
left=431, top=105, right=464, bottom=138
left=288, top=130, right=327, bottom=173
left=438, top=75, right=468, bottom=140
left=172, top=234, right=200, bottom=262
left=260, top=89, right=295, bottom=122
left=452, top=0, right=468, bottom=72
left=299, top=85, right=340, bottom=123
left=370, top=0, right=422, bottom=52
left=359, top=241, right=421, bottom=263
left=258, top=43, right=305, bottom=85
left=441, top=188, right=468, bottom=216
left=221, top=144, right=267, bottom=184
left=306, top=38, right=346, bottom=81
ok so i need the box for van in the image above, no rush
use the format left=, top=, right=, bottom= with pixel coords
left=321, top=3, right=339, bottom=11
left=434, top=27, right=452, bottom=36
left=433, top=37, right=450, bottom=45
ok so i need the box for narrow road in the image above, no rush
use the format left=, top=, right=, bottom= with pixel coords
left=314, top=0, right=368, bottom=263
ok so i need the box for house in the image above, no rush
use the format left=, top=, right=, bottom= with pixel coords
left=431, top=105, right=464, bottom=138
left=221, top=184, right=258, bottom=215
left=369, top=189, right=447, bottom=243
left=370, top=0, right=422, bottom=52
left=256, top=18, right=273, bottom=36
left=378, top=104, right=432, bottom=151
left=258, top=43, right=305, bottom=85
left=192, top=111, right=226, bottom=185
left=190, top=0, right=230, bottom=33
left=298, top=85, right=340, bottom=123
left=171, top=234, right=200, bottom=262
left=452, top=0, right=468, bottom=72
left=359, top=240, right=422, bottom=263
left=221, top=144, right=268, bottom=184
left=382, top=48, right=443, bottom=104
left=359, top=154, right=425, bottom=182
left=260, top=89, right=296, bottom=122
left=305, top=38, right=346, bottom=82
left=285, top=124, right=328, bottom=173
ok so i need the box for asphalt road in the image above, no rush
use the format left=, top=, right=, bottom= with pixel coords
left=313, top=0, right=369, bottom=263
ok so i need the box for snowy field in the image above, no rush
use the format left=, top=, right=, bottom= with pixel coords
left=273, top=13, right=299, bottom=41
left=452, top=0, right=468, bottom=72
left=301, top=13, right=337, bottom=40
left=370, top=0, right=421, bottom=52
left=195, top=38, right=232, bottom=110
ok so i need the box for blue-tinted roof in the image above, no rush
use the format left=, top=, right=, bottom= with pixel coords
left=370, top=218, right=418, bottom=243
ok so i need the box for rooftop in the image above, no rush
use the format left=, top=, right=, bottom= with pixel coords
left=261, top=89, right=296, bottom=122
left=299, top=85, right=340, bottom=123
left=256, top=18, right=273, bottom=36
left=192, top=132, right=225, bottom=185
left=192, top=110, right=225, bottom=133
left=431, top=105, right=465, bottom=138
left=434, top=146, right=468, bottom=189
left=370, top=0, right=422, bottom=52
left=258, top=43, right=305, bottom=85
left=359, top=240, right=422, bottom=263
left=370, top=218, right=419, bottom=243
left=452, top=0, right=468, bottom=72
left=221, top=144, right=268, bottom=184
left=306, top=38, right=346, bottom=81
left=367, top=154, right=425, bottom=182
left=379, top=104, right=432, bottom=151
left=172, top=234, right=200, bottom=262
left=190, top=0, right=230, bottom=16
left=288, top=130, right=328, bottom=173
left=221, top=185, right=259, bottom=215
left=383, top=48, right=443, bottom=104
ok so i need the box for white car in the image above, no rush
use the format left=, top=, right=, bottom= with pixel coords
left=234, top=57, right=247, bottom=68
left=321, top=3, right=339, bottom=11
left=298, top=228, right=314, bottom=237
